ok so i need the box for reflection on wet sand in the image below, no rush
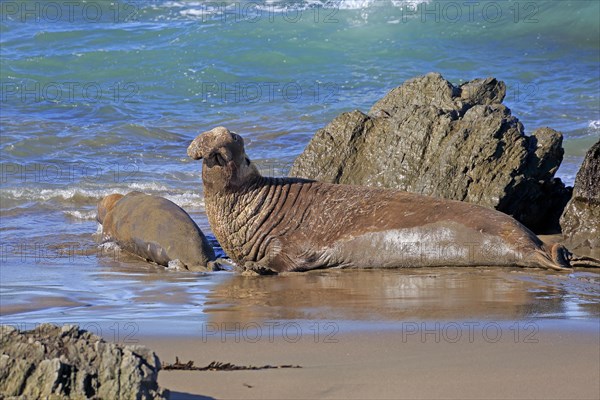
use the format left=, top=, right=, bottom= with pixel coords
left=1, top=296, right=87, bottom=317
left=204, top=268, right=600, bottom=324
left=3, top=249, right=598, bottom=334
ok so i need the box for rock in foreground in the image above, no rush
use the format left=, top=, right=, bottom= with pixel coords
left=560, top=139, right=600, bottom=249
left=0, top=324, right=168, bottom=399
left=290, top=73, right=571, bottom=233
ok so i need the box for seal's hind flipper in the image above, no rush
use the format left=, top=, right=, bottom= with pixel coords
left=550, top=243, right=572, bottom=269
left=539, top=244, right=600, bottom=269
left=549, top=243, right=600, bottom=268
left=569, top=256, right=600, bottom=268
left=530, top=245, right=571, bottom=271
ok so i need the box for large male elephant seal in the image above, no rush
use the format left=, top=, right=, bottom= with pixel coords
left=97, top=191, right=216, bottom=271
left=187, top=127, right=596, bottom=274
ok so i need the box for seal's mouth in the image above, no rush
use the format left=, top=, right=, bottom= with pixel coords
left=212, top=152, right=227, bottom=167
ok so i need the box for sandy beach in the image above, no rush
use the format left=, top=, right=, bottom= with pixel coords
left=131, top=267, right=599, bottom=400
left=142, top=321, right=599, bottom=400
left=2, top=262, right=599, bottom=400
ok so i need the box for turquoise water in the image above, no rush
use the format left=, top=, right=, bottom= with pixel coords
left=1, top=0, right=599, bottom=334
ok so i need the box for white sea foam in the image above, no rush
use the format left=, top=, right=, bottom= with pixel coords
left=1, top=185, right=205, bottom=209
left=164, top=0, right=431, bottom=20
left=0, top=187, right=115, bottom=202
left=162, top=1, right=207, bottom=8
left=63, top=210, right=98, bottom=220
left=163, top=193, right=205, bottom=209
left=128, top=182, right=171, bottom=192
left=179, top=9, right=206, bottom=17
left=98, top=241, right=122, bottom=252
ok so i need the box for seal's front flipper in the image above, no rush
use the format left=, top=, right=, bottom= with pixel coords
left=208, top=258, right=234, bottom=271
left=242, top=261, right=278, bottom=276
left=167, top=259, right=186, bottom=271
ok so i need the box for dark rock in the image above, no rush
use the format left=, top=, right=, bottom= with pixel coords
left=560, top=139, right=600, bottom=249
left=290, top=73, right=570, bottom=233
left=0, top=324, right=168, bottom=399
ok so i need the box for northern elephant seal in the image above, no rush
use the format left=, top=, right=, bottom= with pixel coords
left=97, top=193, right=124, bottom=224
left=97, top=191, right=216, bottom=271
left=187, top=127, right=594, bottom=274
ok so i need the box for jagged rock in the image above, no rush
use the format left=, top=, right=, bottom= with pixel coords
left=0, top=324, right=168, bottom=400
left=290, top=73, right=571, bottom=233
left=560, top=139, right=600, bottom=249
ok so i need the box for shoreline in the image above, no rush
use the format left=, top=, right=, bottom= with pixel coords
left=2, top=267, right=598, bottom=336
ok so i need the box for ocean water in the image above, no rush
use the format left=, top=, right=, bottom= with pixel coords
left=1, top=0, right=599, bottom=336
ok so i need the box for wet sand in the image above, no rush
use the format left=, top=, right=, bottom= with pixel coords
left=136, top=267, right=599, bottom=400
left=143, top=322, right=599, bottom=400
left=201, top=268, right=600, bottom=323
left=3, top=267, right=599, bottom=326
left=2, top=266, right=599, bottom=399
left=0, top=296, right=86, bottom=316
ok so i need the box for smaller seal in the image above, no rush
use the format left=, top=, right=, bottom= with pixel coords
left=97, top=191, right=216, bottom=271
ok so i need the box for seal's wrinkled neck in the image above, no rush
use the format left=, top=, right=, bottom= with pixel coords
left=188, top=127, right=268, bottom=262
